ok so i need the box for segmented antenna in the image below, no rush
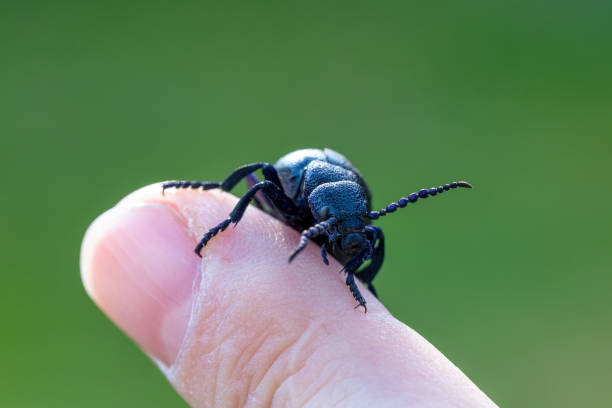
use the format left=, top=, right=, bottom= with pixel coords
left=366, top=181, right=472, bottom=220
left=289, top=217, right=338, bottom=262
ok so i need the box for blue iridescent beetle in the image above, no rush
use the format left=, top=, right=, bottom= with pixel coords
left=163, top=148, right=471, bottom=312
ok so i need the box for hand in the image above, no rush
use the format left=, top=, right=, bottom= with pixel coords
left=80, top=183, right=497, bottom=407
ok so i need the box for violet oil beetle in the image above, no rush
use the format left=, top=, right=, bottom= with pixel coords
left=163, top=148, right=471, bottom=312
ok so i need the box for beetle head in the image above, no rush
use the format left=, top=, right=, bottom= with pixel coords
left=325, top=217, right=368, bottom=264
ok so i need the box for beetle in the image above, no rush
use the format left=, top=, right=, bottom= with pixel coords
left=162, top=148, right=471, bottom=312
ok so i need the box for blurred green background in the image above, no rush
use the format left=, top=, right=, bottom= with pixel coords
left=1, top=1, right=611, bottom=407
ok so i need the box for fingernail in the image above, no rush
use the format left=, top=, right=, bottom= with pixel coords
left=80, top=203, right=200, bottom=366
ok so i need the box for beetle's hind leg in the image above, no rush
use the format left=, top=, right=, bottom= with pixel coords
left=245, top=173, right=265, bottom=211
left=163, top=162, right=273, bottom=194
left=246, top=171, right=294, bottom=222
left=194, top=180, right=297, bottom=256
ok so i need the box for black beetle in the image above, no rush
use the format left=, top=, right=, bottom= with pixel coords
left=163, top=148, right=471, bottom=312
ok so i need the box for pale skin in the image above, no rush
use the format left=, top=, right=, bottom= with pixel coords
left=80, top=183, right=498, bottom=408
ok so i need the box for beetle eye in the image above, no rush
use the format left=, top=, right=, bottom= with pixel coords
left=319, top=206, right=330, bottom=220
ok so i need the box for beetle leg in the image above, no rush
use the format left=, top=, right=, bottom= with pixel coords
left=194, top=218, right=232, bottom=256
left=346, top=273, right=367, bottom=313
left=162, top=180, right=221, bottom=195
left=356, top=226, right=385, bottom=298
left=339, top=248, right=371, bottom=312
left=320, top=243, right=330, bottom=265
left=163, top=162, right=270, bottom=194
left=245, top=173, right=266, bottom=211
left=261, top=164, right=283, bottom=188
left=194, top=181, right=296, bottom=256
left=288, top=217, right=338, bottom=263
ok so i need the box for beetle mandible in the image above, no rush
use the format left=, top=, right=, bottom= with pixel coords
left=162, top=148, right=471, bottom=312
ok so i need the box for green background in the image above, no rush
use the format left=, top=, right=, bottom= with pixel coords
left=1, top=1, right=611, bottom=407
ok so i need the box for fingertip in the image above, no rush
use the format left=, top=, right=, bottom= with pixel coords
left=82, top=182, right=496, bottom=407
left=80, top=202, right=200, bottom=366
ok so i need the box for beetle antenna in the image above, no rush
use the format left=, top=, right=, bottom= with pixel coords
left=288, top=217, right=337, bottom=263
left=366, top=181, right=472, bottom=220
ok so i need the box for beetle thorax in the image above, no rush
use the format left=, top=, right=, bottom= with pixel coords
left=308, top=181, right=367, bottom=222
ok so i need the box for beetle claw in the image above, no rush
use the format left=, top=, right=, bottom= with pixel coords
left=354, top=303, right=367, bottom=313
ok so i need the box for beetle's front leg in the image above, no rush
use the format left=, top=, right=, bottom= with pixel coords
left=194, top=180, right=296, bottom=256
left=346, top=272, right=367, bottom=313
left=356, top=225, right=385, bottom=299
left=321, top=243, right=330, bottom=265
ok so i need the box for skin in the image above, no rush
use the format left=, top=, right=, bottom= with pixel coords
left=80, top=183, right=498, bottom=408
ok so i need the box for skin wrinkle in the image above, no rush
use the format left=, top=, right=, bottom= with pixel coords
left=272, top=316, right=403, bottom=407
left=206, top=301, right=237, bottom=407
left=316, top=378, right=353, bottom=408
left=216, top=285, right=283, bottom=401
left=321, top=367, right=371, bottom=406
left=241, top=329, right=275, bottom=403
left=165, top=254, right=220, bottom=405
left=269, top=317, right=334, bottom=406
left=295, top=365, right=335, bottom=408
left=240, top=321, right=310, bottom=405
left=196, top=309, right=295, bottom=407
left=283, top=317, right=404, bottom=407
left=260, top=318, right=333, bottom=407
left=206, top=310, right=238, bottom=406
left=286, top=353, right=347, bottom=407
left=178, top=266, right=348, bottom=406
left=174, top=280, right=292, bottom=406
left=221, top=314, right=276, bottom=405
left=251, top=333, right=303, bottom=408
left=201, top=315, right=222, bottom=406
left=190, top=274, right=374, bottom=404
left=196, top=259, right=219, bottom=404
